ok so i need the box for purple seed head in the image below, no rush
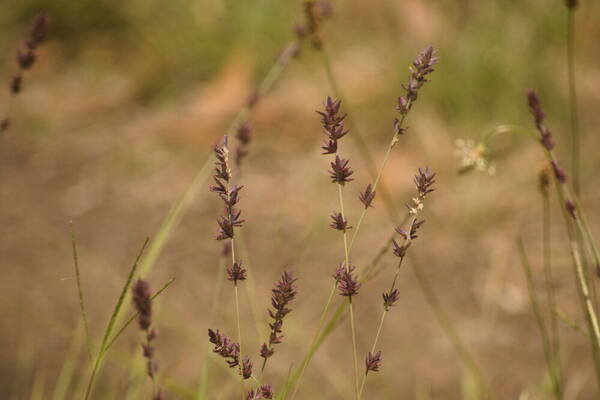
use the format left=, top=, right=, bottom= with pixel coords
left=242, top=357, right=253, bottom=379
left=132, top=279, right=152, bottom=331
left=397, top=46, right=439, bottom=115
left=10, top=74, right=22, bottom=94
left=330, top=212, right=351, bottom=232
left=317, top=97, right=348, bottom=154
left=227, top=262, right=247, bottom=285
left=365, top=350, right=382, bottom=373
left=329, top=156, right=354, bottom=185
left=526, top=90, right=555, bottom=150
left=566, top=200, right=577, bottom=220
left=208, top=329, right=242, bottom=369
left=551, top=160, right=567, bottom=184
left=262, top=271, right=298, bottom=361
left=382, top=289, right=400, bottom=311
left=359, top=184, right=376, bottom=208
left=337, top=266, right=360, bottom=297
left=414, top=168, right=436, bottom=199
left=29, top=14, right=51, bottom=45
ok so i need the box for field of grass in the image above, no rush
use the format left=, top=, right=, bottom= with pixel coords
left=1, top=1, right=600, bottom=399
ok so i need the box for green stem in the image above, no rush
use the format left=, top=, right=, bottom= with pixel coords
left=288, top=282, right=337, bottom=400
left=409, top=253, right=493, bottom=399
left=516, top=237, right=562, bottom=400
left=358, top=310, right=387, bottom=398
left=542, top=190, right=563, bottom=399
left=69, top=221, right=93, bottom=367
left=566, top=8, right=580, bottom=195
left=337, top=184, right=359, bottom=399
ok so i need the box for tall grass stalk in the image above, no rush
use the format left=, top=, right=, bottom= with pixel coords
left=83, top=238, right=150, bottom=400
left=196, top=257, right=227, bottom=399
left=337, top=183, right=360, bottom=399
left=409, top=253, right=493, bottom=399
left=541, top=181, right=563, bottom=397
left=69, top=221, right=93, bottom=366
left=566, top=7, right=580, bottom=195
left=51, top=325, right=84, bottom=400
left=516, top=237, right=563, bottom=400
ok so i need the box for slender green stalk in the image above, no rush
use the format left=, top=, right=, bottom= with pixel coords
left=516, top=237, right=562, bottom=400
left=359, top=230, right=416, bottom=398
left=566, top=7, right=580, bottom=195
left=358, top=310, right=386, bottom=398
left=197, top=257, right=227, bottom=399
left=409, top=253, right=492, bottom=399
left=51, top=324, right=84, bottom=400
left=555, top=309, right=588, bottom=338
left=83, top=238, right=150, bottom=400
left=337, top=184, right=359, bottom=399
left=551, top=174, right=600, bottom=389
left=231, top=240, right=245, bottom=399
left=289, top=282, right=337, bottom=400
left=541, top=187, right=563, bottom=397
left=69, top=221, right=93, bottom=366
left=348, top=299, right=359, bottom=400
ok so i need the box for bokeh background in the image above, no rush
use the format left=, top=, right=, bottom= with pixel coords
left=1, top=0, right=600, bottom=399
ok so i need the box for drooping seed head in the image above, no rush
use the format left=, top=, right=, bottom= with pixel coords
left=208, top=329, right=241, bottom=369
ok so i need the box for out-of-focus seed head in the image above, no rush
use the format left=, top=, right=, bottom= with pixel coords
left=359, top=184, right=376, bottom=208
left=396, top=219, right=425, bottom=241
left=17, top=50, right=35, bottom=69
left=10, top=74, right=22, bottom=94
left=382, top=289, right=399, bottom=311
left=259, top=384, right=274, bottom=399
left=566, top=200, right=577, bottom=220
left=0, top=118, right=9, bottom=133
left=365, top=351, right=382, bottom=373
left=29, top=14, right=51, bottom=45
left=132, top=279, right=152, bottom=331
left=566, top=0, right=578, bottom=9
left=538, top=166, right=550, bottom=196
left=242, top=357, right=253, bottom=379
left=551, top=160, right=567, bottom=184
left=227, top=262, right=247, bottom=285
left=526, top=90, right=555, bottom=150
left=392, top=238, right=411, bottom=259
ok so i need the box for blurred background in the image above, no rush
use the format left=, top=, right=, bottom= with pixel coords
left=1, top=0, right=600, bottom=398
